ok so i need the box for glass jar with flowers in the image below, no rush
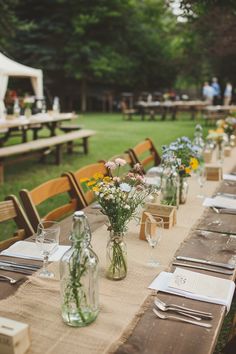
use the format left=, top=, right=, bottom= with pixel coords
left=207, top=128, right=227, bottom=164
left=162, top=137, right=200, bottom=204
left=216, top=118, right=236, bottom=147
left=86, top=159, right=157, bottom=280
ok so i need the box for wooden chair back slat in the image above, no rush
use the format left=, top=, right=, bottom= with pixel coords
left=43, top=200, right=77, bottom=222
left=70, top=162, right=109, bottom=205
left=0, top=195, right=34, bottom=251
left=30, top=177, right=73, bottom=205
left=128, top=138, right=161, bottom=173
left=20, top=175, right=83, bottom=233
left=0, top=200, right=17, bottom=222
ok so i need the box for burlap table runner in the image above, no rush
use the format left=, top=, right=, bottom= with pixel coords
left=0, top=148, right=235, bottom=354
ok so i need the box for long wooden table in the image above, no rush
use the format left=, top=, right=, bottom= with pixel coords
left=0, top=112, right=77, bottom=144
left=0, top=152, right=235, bottom=353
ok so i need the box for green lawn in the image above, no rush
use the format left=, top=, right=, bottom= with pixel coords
left=0, top=112, right=208, bottom=240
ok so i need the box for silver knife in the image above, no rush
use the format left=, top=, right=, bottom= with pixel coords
left=172, top=262, right=234, bottom=275
left=0, top=265, right=34, bottom=275
left=0, top=260, right=41, bottom=270
left=0, top=262, right=39, bottom=272
left=176, top=256, right=235, bottom=270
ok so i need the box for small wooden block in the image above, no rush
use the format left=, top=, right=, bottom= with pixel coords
left=0, top=317, right=30, bottom=354
left=224, top=146, right=231, bottom=157
left=203, top=150, right=212, bottom=163
left=205, top=166, right=223, bottom=181
left=139, top=203, right=177, bottom=240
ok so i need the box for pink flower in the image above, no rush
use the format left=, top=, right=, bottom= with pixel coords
left=113, top=176, right=121, bottom=183
left=115, top=158, right=127, bottom=167
left=133, top=163, right=142, bottom=172
left=105, top=161, right=116, bottom=170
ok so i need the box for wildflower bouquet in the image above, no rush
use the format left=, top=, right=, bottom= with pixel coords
left=162, top=136, right=200, bottom=178
left=87, top=159, right=157, bottom=234
left=216, top=118, right=236, bottom=140
left=86, top=158, right=158, bottom=280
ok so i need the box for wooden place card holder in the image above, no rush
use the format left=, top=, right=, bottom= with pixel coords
left=205, top=165, right=223, bottom=181
left=203, top=150, right=213, bottom=163
left=139, top=203, right=177, bottom=240
left=224, top=146, right=231, bottom=157
left=0, top=317, right=30, bottom=354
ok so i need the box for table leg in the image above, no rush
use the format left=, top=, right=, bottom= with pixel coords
left=83, top=137, right=88, bottom=154
left=67, top=141, right=73, bottom=154
left=55, top=145, right=62, bottom=164
left=0, top=162, right=4, bottom=184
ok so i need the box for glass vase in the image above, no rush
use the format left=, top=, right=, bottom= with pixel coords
left=106, top=230, right=127, bottom=280
left=160, top=160, right=179, bottom=208
left=60, top=211, right=99, bottom=327
left=179, top=177, right=189, bottom=204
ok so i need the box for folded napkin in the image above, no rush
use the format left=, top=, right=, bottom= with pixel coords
left=149, top=268, right=235, bottom=313
left=203, top=196, right=236, bottom=210
left=223, top=174, right=236, bottom=182
left=1, top=241, right=70, bottom=262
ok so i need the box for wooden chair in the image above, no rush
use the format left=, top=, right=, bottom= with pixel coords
left=20, top=174, right=85, bottom=233
left=128, top=138, right=161, bottom=173
left=120, top=100, right=136, bottom=120
left=0, top=195, right=34, bottom=250
left=68, top=162, right=109, bottom=206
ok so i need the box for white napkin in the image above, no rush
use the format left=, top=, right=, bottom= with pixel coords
left=203, top=196, right=236, bottom=210
left=223, top=174, right=236, bottom=182
left=1, top=241, right=70, bottom=261
left=149, top=268, right=235, bottom=313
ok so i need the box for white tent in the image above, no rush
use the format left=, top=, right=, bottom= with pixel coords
left=0, top=52, right=43, bottom=119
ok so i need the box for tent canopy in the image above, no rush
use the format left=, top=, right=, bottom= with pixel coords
left=0, top=52, right=43, bottom=119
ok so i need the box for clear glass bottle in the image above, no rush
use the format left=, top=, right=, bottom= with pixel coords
left=52, top=96, right=60, bottom=113
left=193, top=124, right=204, bottom=150
left=60, top=211, right=99, bottom=327
left=13, top=98, right=20, bottom=117
left=160, top=155, right=179, bottom=208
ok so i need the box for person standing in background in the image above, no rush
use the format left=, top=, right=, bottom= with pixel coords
left=211, top=77, right=221, bottom=105
left=202, top=82, right=214, bottom=105
left=223, top=82, right=232, bottom=106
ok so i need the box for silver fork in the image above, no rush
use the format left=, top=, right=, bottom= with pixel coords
left=154, top=299, right=201, bottom=321
left=153, top=308, right=212, bottom=328
left=155, top=297, right=213, bottom=318
left=0, top=274, right=17, bottom=284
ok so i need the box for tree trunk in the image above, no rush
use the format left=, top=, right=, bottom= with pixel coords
left=81, top=78, right=87, bottom=112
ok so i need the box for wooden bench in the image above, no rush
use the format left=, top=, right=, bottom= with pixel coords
left=0, top=129, right=96, bottom=184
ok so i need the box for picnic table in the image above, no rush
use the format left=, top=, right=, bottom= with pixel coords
left=136, top=100, right=207, bottom=120
left=0, top=112, right=77, bottom=145
left=0, top=148, right=235, bottom=354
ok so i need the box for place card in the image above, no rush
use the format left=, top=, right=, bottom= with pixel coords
left=149, top=269, right=235, bottom=312
left=223, top=173, right=236, bottom=182
left=203, top=196, right=236, bottom=209
left=0, top=317, right=30, bottom=354
left=169, top=268, right=231, bottom=300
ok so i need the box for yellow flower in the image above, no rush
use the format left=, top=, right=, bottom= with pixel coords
left=80, top=177, right=89, bottom=183
left=190, top=157, right=199, bottom=170
left=185, top=167, right=191, bottom=174
left=103, top=176, right=111, bottom=183
left=87, top=180, right=96, bottom=187
left=93, top=173, right=104, bottom=180
left=92, top=186, right=100, bottom=192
